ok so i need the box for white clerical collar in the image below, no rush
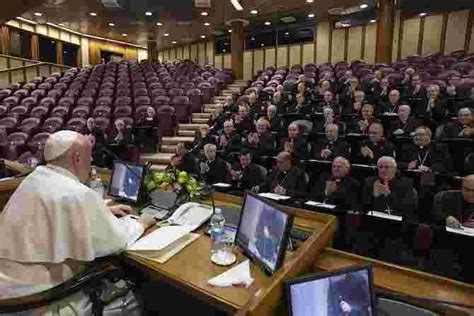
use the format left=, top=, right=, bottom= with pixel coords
left=46, top=164, right=80, bottom=182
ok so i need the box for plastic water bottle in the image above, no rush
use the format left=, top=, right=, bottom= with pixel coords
left=89, top=167, right=104, bottom=198
left=210, top=208, right=226, bottom=256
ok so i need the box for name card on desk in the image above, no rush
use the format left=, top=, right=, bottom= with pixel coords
left=305, top=200, right=336, bottom=209
left=367, top=211, right=402, bottom=222
left=446, top=226, right=474, bottom=237
left=258, top=193, right=291, bottom=201
left=213, top=183, right=231, bottom=188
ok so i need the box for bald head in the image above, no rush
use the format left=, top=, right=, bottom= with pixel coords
left=462, top=175, right=474, bottom=203
left=389, top=89, right=400, bottom=104
left=332, top=157, right=350, bottom=178
left=326, top=123, right=339, bottom=141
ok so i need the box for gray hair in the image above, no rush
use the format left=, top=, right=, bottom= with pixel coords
left=203, top=143, right=216, bottom=151
left=377, top=156, right=397, bottom=168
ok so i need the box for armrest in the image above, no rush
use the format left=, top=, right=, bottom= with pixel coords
left=0, top=261, right=119, bottom=313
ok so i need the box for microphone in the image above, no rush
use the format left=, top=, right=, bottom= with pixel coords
left=202, top=182, right=216, bottom=214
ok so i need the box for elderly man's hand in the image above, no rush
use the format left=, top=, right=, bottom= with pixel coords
left=274, top=185, right=286, bottom=195
left=446, top=216, right=461, bottom=229
left=408, top=160, right=418, bottom=170
left=109, top=204, right=133, bottom=217
left=321, top=149, right=332, bottom=159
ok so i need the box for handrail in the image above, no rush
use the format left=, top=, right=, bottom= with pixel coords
left=0, top=54, right=42, bottom=64
left=0, top=62, right=71, bottom=75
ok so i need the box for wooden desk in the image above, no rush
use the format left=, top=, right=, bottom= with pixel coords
left=124, top=193, right=338, bottom=315
left=314, top=248, right=474, bottom=315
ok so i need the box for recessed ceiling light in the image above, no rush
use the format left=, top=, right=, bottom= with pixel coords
left=201, top=11, right=209, bottom=16
left=264, top=21, right=271, bottom=26
left=34, top=12, right=42, bottom=17
left=419, top=12, right=427, bottom=17
left=230, top=0, right=244, bottom=11
left=145, top=11, right=152, bottom=16
left=90, top=12, right=97, bottom=16
left=261, top=43, right=264, bottom=47
left=306, top=0, right=314, bottom=2
left=251, top=37, right=255, bottom=41
left=284, top=31, right=289, bottom=35
left=308, top=13, right=315, bottom=18
left=204, top=22, right=210, bottom=26
left=164, top=33, right=170, bottom=37
left=58, top=23, right=64, bottom=26
left=228, top=29, right=232, bottom=33
left=122, top=33, right=127, bottom=37
left=172, top=41, right=177, bottom=44
left=370, top=19, right=376, bottom=23
left=250, top=9, right=258, bottom=15
left=360, top=4, right=368, bottom=9
left=156, top=22, right=163, bottom=26
left=108, top=22, right=115, bottom=27
left=200, top=35, right=206, bottom=39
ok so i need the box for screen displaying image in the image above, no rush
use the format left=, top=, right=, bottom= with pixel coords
left=109, top=162, right=144, bottom=202
left=289, top=268, right=373, bottom=316
left=237, top=194, right=289, bottom=272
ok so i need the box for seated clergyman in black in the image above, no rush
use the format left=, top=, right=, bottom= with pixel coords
left=308, top=156, right=360, bottom=210
left=264, top=151, right=307, bottom=198
left=362, top=156, right=416, bottom=219
left=312, top=123, right=350, bottom=160
left=198, top=143, right=228, bottom=184
left=229, top=150, right=266, bottom=192
left=356, top=122, right=395, bottom=165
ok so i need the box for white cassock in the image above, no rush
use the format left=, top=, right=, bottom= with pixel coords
left=0, top=164, right=144, bottom=315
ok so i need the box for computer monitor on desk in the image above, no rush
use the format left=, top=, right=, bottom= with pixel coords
left=108, top=160, right=146, bottom=203
left=235, top=192, right=293, bottom=276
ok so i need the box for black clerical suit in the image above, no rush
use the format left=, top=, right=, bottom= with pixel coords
left=199, top=157, right=228, bottom=184
left=362, top=176, right=416, bottom=219
left=249, top=132, right=277, bottom=160
left=230, top=162, right=266, bottom=191
left=434, top=190, right=474, bottom=226
left=219, top=132, right=242, bottom=159
left=372, top=86, right=389, bottom=106
left=388, top=117, right=420, bottom=138
left=265, top=166, right=307, bottom=198
left=414, top=98, right=447, bottom=122
left=279, top=137, right=310, bottom=161
left=357, top=139, right=395, bottom=165
left=86, top=126, right=106, bottom=166
left=380, top=102, right=400, bottom=114
left=399, top=142, right=452, bottom=173
left=347, top=118, right=376, bottom=135
left=309, top=172, right=360, bottom=210
left=268, top=116, right=283, bottom=134
left=313, top=101, right=342, bottom=115
left=190, top=135, right=216, bottom=155
left=312, top=138, right=350, bottom=160
left=441, top=122, right=474, bottom=139
left=234, top=115, right=254, bottom=136
left=402, top=85, right=426, bottom=105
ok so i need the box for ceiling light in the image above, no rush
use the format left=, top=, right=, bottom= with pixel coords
left=172, top=41, right=177, bottom=44
left=264, top=21, right=271, bottom=26
left=108, top=23, right=115, bottom=27
left=33, top=12, right=42, bottom=17
left=250, top=9, right=258, bottom=15
left=228, top=29, right=232, bottom=33
left=284, top=31, right=289, bottom=35
left=360, top=4, right=368, bottom=9
left=201, top=11, right=209, bottom=16
left=308, top=13, right=315, bottom=18
left=306, top=0, right=314, bottom=2
left=90, top=12, right=97, bottom=16
left=200, top=35, right=206, bottom=39
left=204, top=22, right=210, bottom=26
left=122, top=33, right=127, bottom=37
left=164, top=33, right=170, bottom=37
left=419, top=12, right=427, bottom=17
left=261, top=43, right=264, bottom=47
left=370, top=19, right=376, bottom=23
left=251, top=37, right=255, bottom=41
left=58, top=23, right=64, bottom=26
left=156, top=22, right=163, bottom=26
left=145, top=11, right=152, bottom=16
left=230, top=0, right=244, bottom=11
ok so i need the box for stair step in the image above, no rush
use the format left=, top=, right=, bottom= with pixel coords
left=178, top=123, right=202, bottom=131
left=192, top=112, right=211, bottom=119
left=192, top=117, right=209, bottom=124
left=160, top=145, right=177, bottom=153
left=150, top=164, right=167, bottom=172
left=161, top=136, right=195, bottom=145
left=178, top=130, right=197, bottom=137
left=204, top=107, right=215, bottom=113
left=140, top=153, right=174, bottom=164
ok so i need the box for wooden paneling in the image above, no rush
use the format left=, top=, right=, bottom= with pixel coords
left=11, top=69, right=23, bottom=84
left=163, top=50, right=170, bottom=61
left=347, top=26, right=363, bottom=62
left=331, top=29, right=346, bottom=63
left=9, top=59, right=22, bottom=68
left=35, top=25, right=47, bottom=36
left=264, top=48, right=276, bottom=68
left=137, top=49, right=148, bottom=62
left=365, top=23, right=377, bottom=63
left=289, top=45, right=301, bottom=67
left=401, top=18, right=421, bottom=58
left=190, top=44, right=198, bottom=62
left=71, top=35, right=80, bottom=46
left=253, top=49, right=264, bottom=75
left=316, top=21, right=330, bottom=63
left=125, top=47, right=137, bottom=60
left=169, top=48, right=176, bottom=60
left=89, top=39, right=128, bottom=65
left=302, top=43, right=315, bottom=64
left=243, top=51, right=253, bottom=81
left=0, top=73, right=8, bottom=88
left=198, top=42, right=206, bottom=66
left=60, top=31, right=70, bottom=42
left=158, top=52, right=163, bottom=61
left=176, top=47, right=183, bottom=60
left=214, top=55, right=223, bottom=69
left=20, top=23, right=34, bottom=33
left=276, top=46, right=288, bottom=67
left=223, top=53, right=231, bottom=69
left=422, top=14, right=443, bottom=56
left=182, top=46, right=190, bottom=60
left=392, top=11, right=401, bottom=62
left=25, top=67, right=37, bottom=82
left=445, top=10, right=469, bottom=54
left=80, top=37, right=89, bottom=67
left=206, top=41, right=214, bottom=65
left=0, top=57, right=8, bottom=70
left=48, top=27, right=60, bottom=40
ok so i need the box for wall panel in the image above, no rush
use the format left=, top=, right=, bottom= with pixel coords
left=36, top=25, right=47, bottom=36
left=422, top=15, right=443, bottom=56
left=0, top=73, right=8, bottom=88
left=137, top=49, right=148, bottom=61
left=163, top=50, right=170, bottom=61
left=11, top=69, right=24, bottom=84
left=26, top=68, right=37, bottom=82
left=289, top=45, right=301, bottom=67
left=444, top=10, right=469, bottom=54
left=71, top=35, right=80, bottom=45
left=60, top=31, right=70, bottom=42
left=253, top=49, right=264, bottom=74
left=316, top=21, right=330, bottom=63
left=401, top=18, right=420, bottom=58
left=276, top=46, right=288, bottom=67
left=190, top=44, right=198, bottom=62
left=170, top=48, right=177, bottom=60
left=176, top=47, right=183, bottom=60
left=470, top=21, right=474, bottom=54
left=243, top=51, right=253, bottom=81
left=214, top=55, right=223, bottom=69
left=48, top=27, right=59, bottom=39
left=331, top=29, right=345, bottom=62
left=302, top=43, right=315, bottom=64
left=206, top=41, right=214, bottom=65
left=392, top=11, right=401, bottom=62
left=0, top=57, right=7, bottom=70
left=158, top=52, right=163, bottom=61
left=264, top=48, right=276, bottom=68
left=198, top=42, right=206, bottom=66
left=348, top=26, right=363, bottom=62
left=183, top=45, right=190, bottom=60
left=223, top=54, right=231, bottom=69
left=21, top=23, right=34, bottom=33
left=81, top=37, right=89, bottom=66
left=364, top=23, right=377, bottom=63
left=10, top=59, right=22, bottom=68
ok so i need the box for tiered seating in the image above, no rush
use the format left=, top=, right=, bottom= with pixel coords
left=0, top=60, right=231, bottom=166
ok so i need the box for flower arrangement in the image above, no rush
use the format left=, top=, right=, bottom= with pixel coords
left=144, top=167, right=202, bottom=200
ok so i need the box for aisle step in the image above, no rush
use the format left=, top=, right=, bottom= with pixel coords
left=192, top=112, right=212, bottom=119
left=191, top=117, right=209, bottom=124
left=140, top=153, right=174, bottom=164
left=177, top=130, right=196, bottom=137
left=160, top=145, right=177, bottom=153
left=150, top=164, right=167, bottom=172
left=161, top=136, right=195, bottom=145
left=178, top=123, right=202, bottom=131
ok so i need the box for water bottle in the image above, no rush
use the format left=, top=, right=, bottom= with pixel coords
left=210, top=208, right=226, bottom=256
left=89, top=167, right=104, bottom=198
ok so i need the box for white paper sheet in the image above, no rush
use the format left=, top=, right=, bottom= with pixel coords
left=367, top=211, right=402, bottom=222
left=212, top=183, right=231, bottom=188
left=446, top=226, right=474, bottom=237
left=127, top=225, right=195, bottom=251
left=207, top=259, right=254, bottom=288
left=258, top=192, right=291, bottom=201
left=304, top=200, right=336, bottom=209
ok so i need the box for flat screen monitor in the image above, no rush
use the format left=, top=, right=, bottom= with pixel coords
left=235, top=192, right=293, bottom=275
left=285, top=265, right=375, bottom=316
left=108, top=160, right=145, bottom=203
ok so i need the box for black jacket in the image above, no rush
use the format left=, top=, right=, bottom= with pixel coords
left=230, top=163, right=266, bottom=191
left=312, top=138, right=350, bottom=160
left=279, top=137, right=310, bottom=161
left=199, top=158, right=228, bottom=184
left=399, top=142, right=452, bottom=173
left=219, top=132, right=242, bottom=158
left=248, top=132, right=277, bottom=159
left=362, top=176, right=416, bottom=219
left=190, top=135, right=216, bottom=155
left=357, top=139, right=395, bottom=165
left=414, top=98, right=447, bottom=122
left=433, top=190, right=474, bottom=226
left=309, top=172, right=360, bottom=210
left=265, top=166, right=308, bottom=198
left=388, top=117, right=420, bottom=138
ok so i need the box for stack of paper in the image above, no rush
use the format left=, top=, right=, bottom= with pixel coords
left=258, top=192, right=291, bottom=201
left=207, top=260, right=254, bottom=288
left=305, top=200, right=336, bottom=209
left=127, top=225, right=195, bottom=251
left=446, top=226, right=474, bottom=237
left=367, top=211, right=402, bottom=222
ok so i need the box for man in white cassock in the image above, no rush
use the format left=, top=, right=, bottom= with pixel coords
left=0, top=131, right=156, bottom=315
